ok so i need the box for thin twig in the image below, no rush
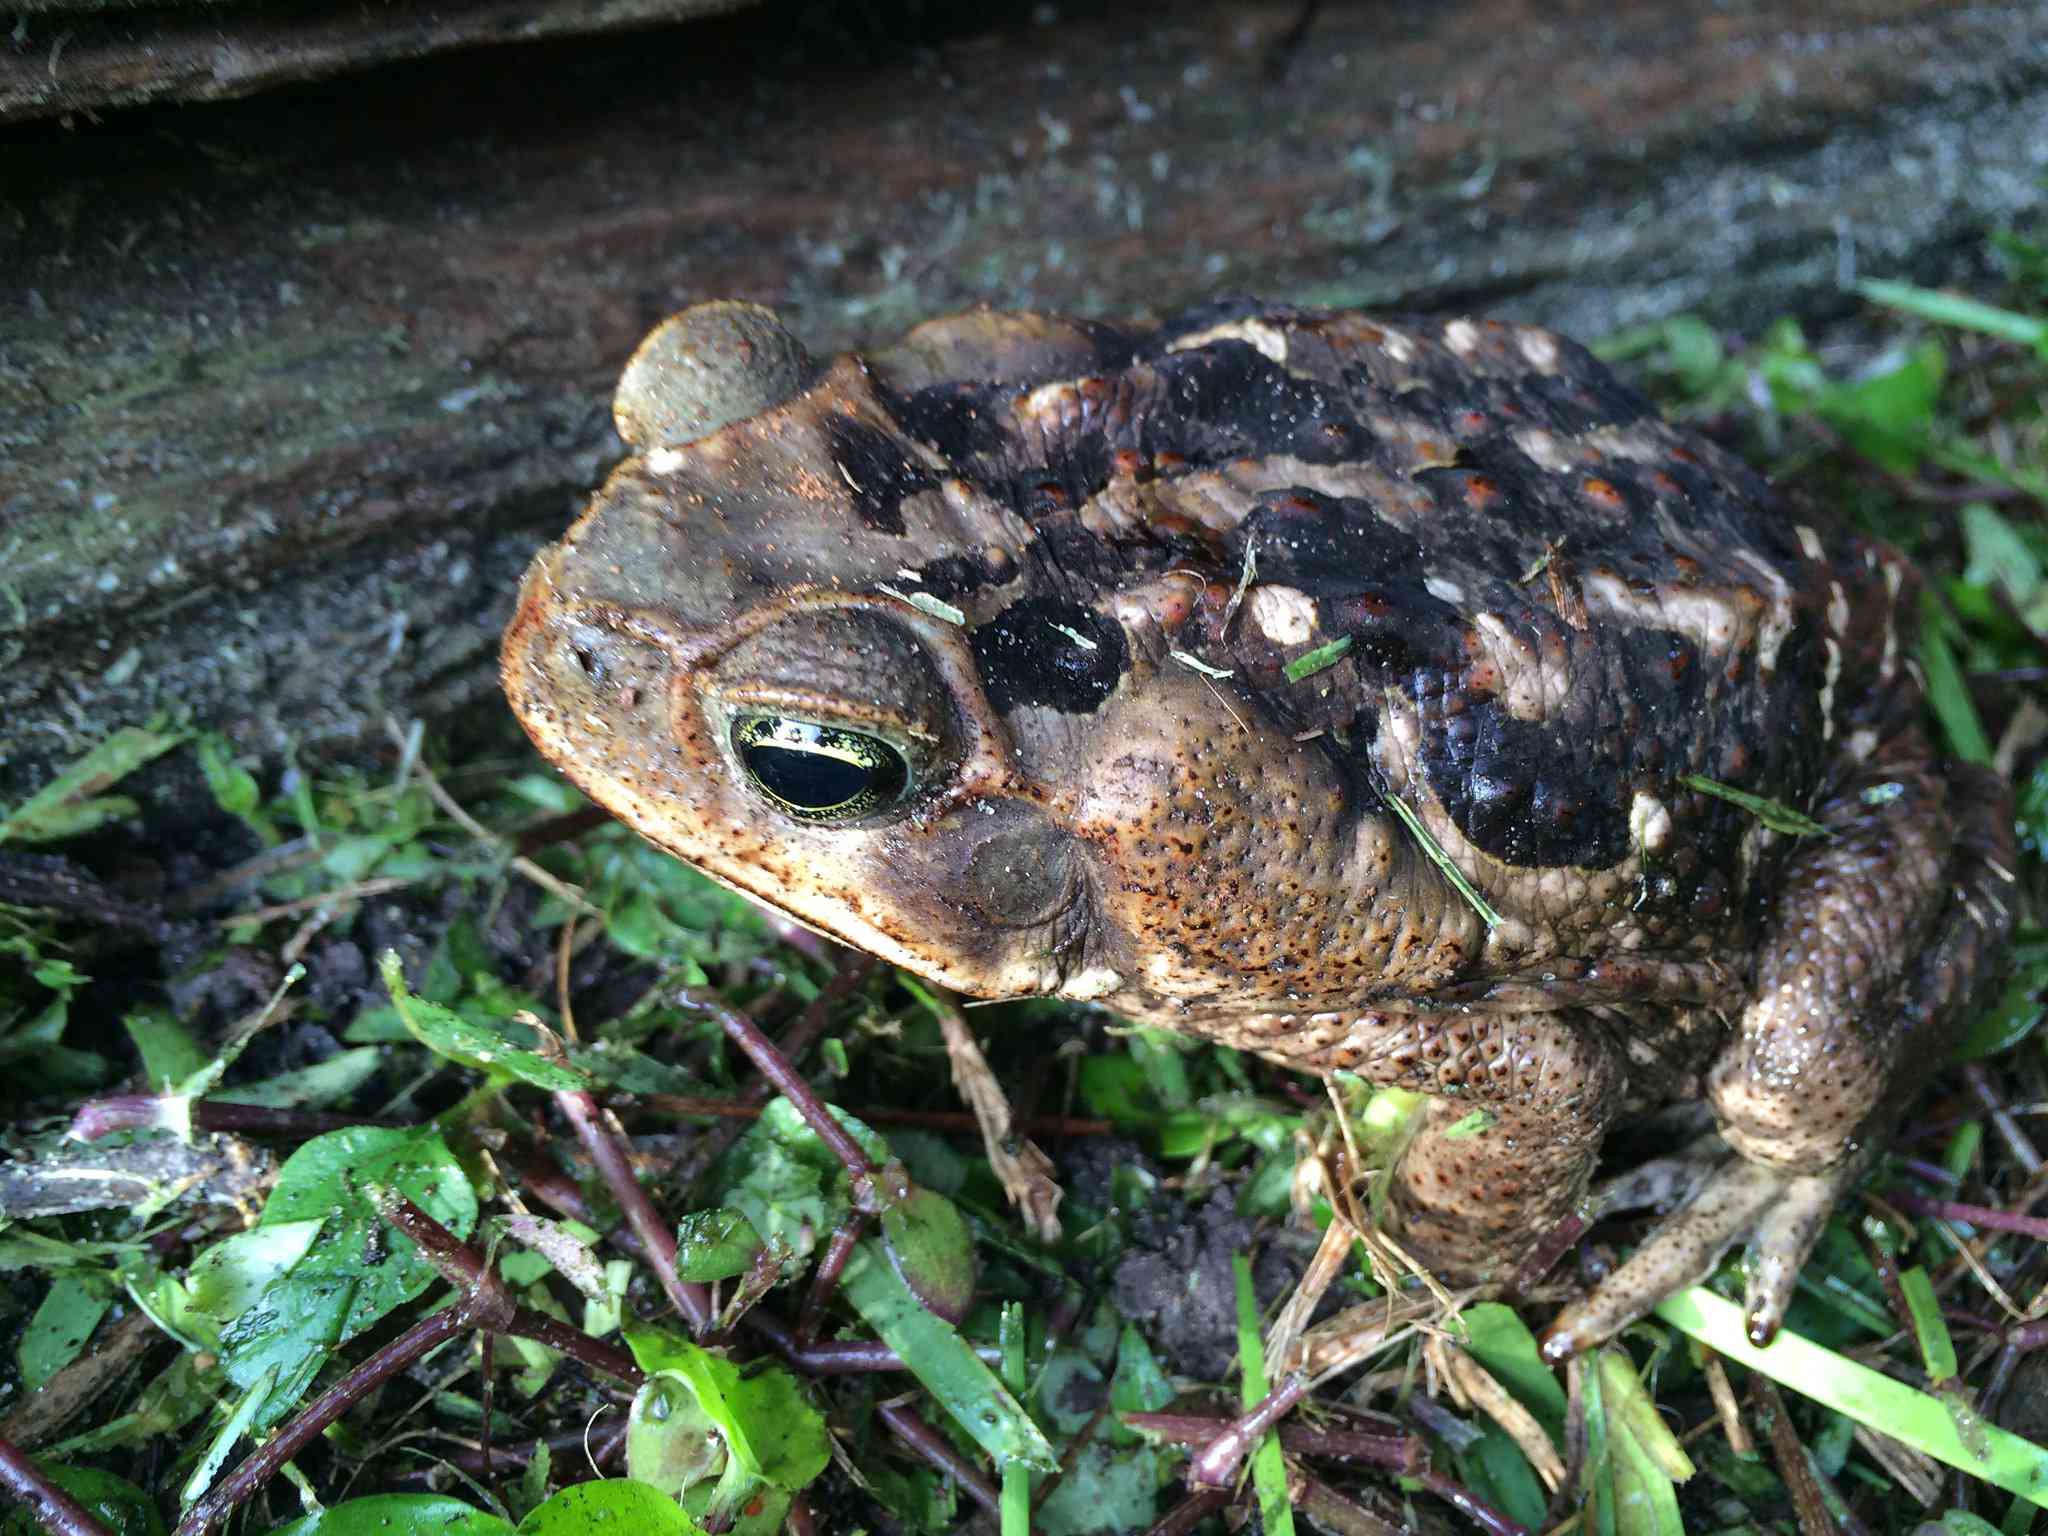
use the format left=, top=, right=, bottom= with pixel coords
left=1190, top=1372, right=1311, bottom=1488
left=554, top=1087, right=713, bottom=1332
left=1139, top=1488, right=1233, bottom=1536
left=175, top=1308, right=471, bottom=1536
left=382, top=717, right=598, bottom=917
left=877, top=1400, right=1000, bottom=1515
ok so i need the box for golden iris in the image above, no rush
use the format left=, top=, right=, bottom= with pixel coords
left=730, top=715, right=909, bottom=823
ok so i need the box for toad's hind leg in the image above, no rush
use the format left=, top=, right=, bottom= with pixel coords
left=1541, top=755, right=2017, bottom=1361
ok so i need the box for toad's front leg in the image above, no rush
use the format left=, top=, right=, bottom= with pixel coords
left=1540, top=753, right=2016, bottom=1361
left=1236, top=1005, right=1625, bottom=1282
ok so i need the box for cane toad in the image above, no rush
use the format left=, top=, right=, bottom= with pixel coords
left=503, top=299, right=2016, bottom=1355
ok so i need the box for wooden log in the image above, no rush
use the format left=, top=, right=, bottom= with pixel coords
left=3, top=0, right=2044, bottom=799
left=0, top=0, right=755, bottom=124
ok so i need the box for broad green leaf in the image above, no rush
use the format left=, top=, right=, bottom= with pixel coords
left=123, top=1009, right=209, bottom=1090
left=218, top=1126, right=475, bottom=1428
left=840, top=1240, right=1056, bottom=1473
left=517, top=1478, right=707, bottom=1536
left=621, top=1327, right=830, bottom=1493
left=879, top=1184, right=975, bottom=1324
left=673, top=1209, right=765, bottom=1284
left=0, top=1462, right=164, bottom=1536
left=628, top=1371, right=731, bottom=1499
left=1108, top=1324, right=1174, bottom=1444
left=211, top=1046, right=385, bottom=1109
left=714, top=1098, right=892, bottom=1278
left=260, top=1494, right=515, bottom=1536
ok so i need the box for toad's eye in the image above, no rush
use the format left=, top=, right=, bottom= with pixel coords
left=730, top=715, right=910, bottom=823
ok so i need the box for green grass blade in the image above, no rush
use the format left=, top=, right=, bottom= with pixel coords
left=1655, top=1288, right=2048, bottom=1502
left=840, top=1240, right=1056, bottom=1473
left=1855, top=279, right=2047, bottom=349
left=1231, top=1254, right=1295, bottom=1536
left=999, top=1303, right=1031, bottom=1536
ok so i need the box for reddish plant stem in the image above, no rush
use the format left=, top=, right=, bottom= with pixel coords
left=671, top=955, right=878, bottom=1187
left=1889, top=1193, right=2048, bottom=1242
left=1140, top=1488, right=1233, bottom=1536
left=380, top=1194, right=645, bottom=1385
left=505, top=1147, right=922, bottom=1374
left=0, top=1434, right=115, bottom=1536
left=68, top=1096, right=398, bottom=1143
left=556, top=1085, right=714, bottom=1332
left=783, top=1495, right=818, bottom=1536
left=1411, top=1467, right=1532, bottom=1536
left=175, top=1307, right=470, bottom=1536
left=179, top=1201, right=649, bottom=1536
left=877, top=1400, right=1001, bottom=1515
left=1296, top=1474, right=1406, bottom=1536
left=1124, top=1412, right=1417, bottom=1473
left=515, top=1310, right=645, bottom=1386
left=685, top=990, right=887, bottom=1197
left=798, top=1215, right=867, bottom=1344
left=1189, top=1371, right=1310, bottom=1488
left=444, top=1419, right=629, bottom=1477
left=744, top=1310, right=915, bottom=1374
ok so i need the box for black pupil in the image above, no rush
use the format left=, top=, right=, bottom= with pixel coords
left=732, top=717, right=908, bottom=820
left=743, top=743, right=874, bottom=809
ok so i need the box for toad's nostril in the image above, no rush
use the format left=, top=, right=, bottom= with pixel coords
left=556, top=621, right=669, bottom=715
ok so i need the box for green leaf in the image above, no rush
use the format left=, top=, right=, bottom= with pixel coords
left=1900, top=1266, right=1960, bottom=1382
left=0, top=1462, right=164, bottom=1536
left=212, top=1046, right=385, bottom=1110
left=184, top=1363, right=279, bottom=1509
left=381, top=951, right=590, bottom=1091
left=621, top=1328, right=831, bottom=1494
left=1596, top=1347, right=1690, bottom=1536
left=1381, top=789, right=1502, bottom=928
left=1232, top=1254, right=1295, bottom=1536
left=1919, top=594, right=1995, bottom=766
left=216, top=1125, right=476, bottom=1428
left=123, top=1009, right=209, bottom=1090
left=1856, top=279, right=2048, bottom=350
left=517, top=1477, right=708, bottom=1535
left=714, top=1098, right=892, bottom=1278
left=627, top=1371, right=732, bottom=1500
left=0, top=724, right=184, bottom=845
left=19, top=1271, right=114, bottom=1390
left=879, top=1183, right=976, bottom=1324
left=260, top=1494, right=515, bottom=1536
left=673, top=1209, right=766, bottom=1283
left=1454, top=1302, right=1567, bottom=1444
left=840, top=1239, right=1057, bottom=1473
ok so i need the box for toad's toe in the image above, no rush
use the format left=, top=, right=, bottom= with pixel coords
left=1539, top=1150, right=1848, bottom=1362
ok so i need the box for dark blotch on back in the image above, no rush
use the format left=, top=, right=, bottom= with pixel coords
left=1129, top=343, right=1371, bottom=465
left=971, top=597, right=1129, bottom=714
left=824, top=416, right=934, bottom=535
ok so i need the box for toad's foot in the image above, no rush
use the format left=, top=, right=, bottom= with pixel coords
left=1537, top=1139, right=1857, bottom=1362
